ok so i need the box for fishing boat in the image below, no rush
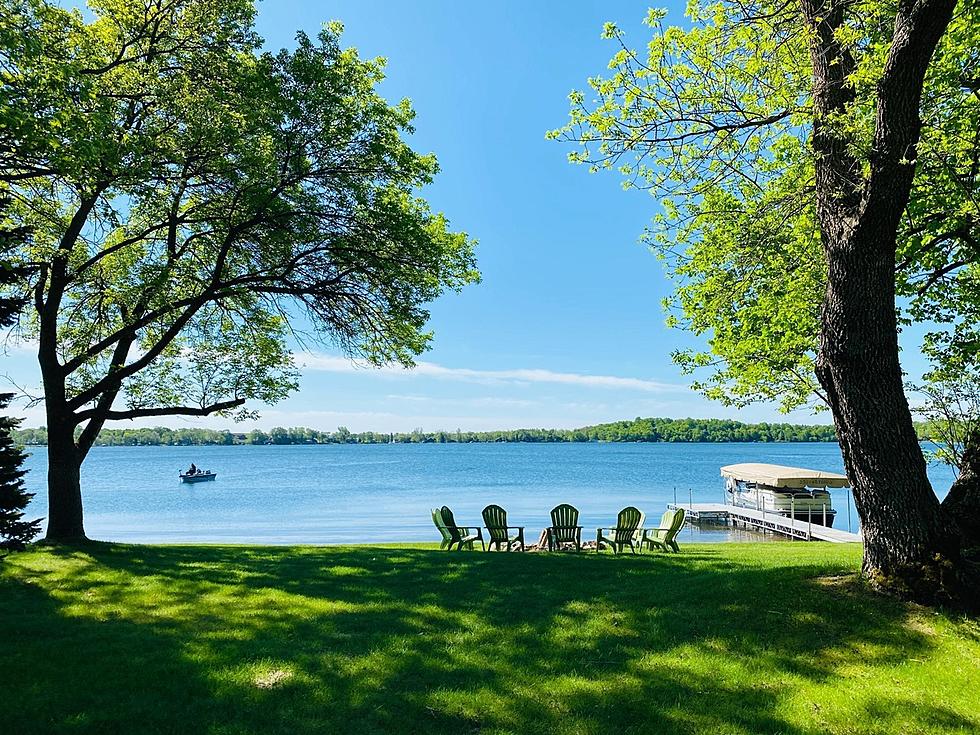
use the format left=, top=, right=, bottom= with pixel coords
left=720, top=463, right=848, bottom=527
left=179, top=469, right=216, bottom=483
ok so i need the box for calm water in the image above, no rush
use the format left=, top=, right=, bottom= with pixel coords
left=21, top=442, right=956, bottom=544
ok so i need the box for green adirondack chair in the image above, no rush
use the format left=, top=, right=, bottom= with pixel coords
left=431, top=508, right=454, bottom=549
left=596, top=506, right=645, bottom=554
left=643, top=508, right=686, bottom=552
left=482, top=504, right=525, bottom=551
left=635, top=509, right=647, bottom=546
left=439, top=506, right=485, bottom=551
left=546, top=503, right=582, bottom=551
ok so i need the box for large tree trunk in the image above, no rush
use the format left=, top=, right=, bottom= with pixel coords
left=44, top=409, right=85, bottom=541
left=816, top=230, right=962, bottom=602
left=38, top=295, right=87, bottom=541
left=804, top=0, right=976, bottom=606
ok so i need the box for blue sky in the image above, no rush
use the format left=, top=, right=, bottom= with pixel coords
left=3, top=1, right=934, bottom=432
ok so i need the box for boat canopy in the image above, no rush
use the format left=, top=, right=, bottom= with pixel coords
left=721, top=463, right=849, bottom=489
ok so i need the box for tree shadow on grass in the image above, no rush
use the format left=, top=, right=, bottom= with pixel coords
left=0, top=573, right=218, bottom=735
left=2, top=543, right=977, bottom=734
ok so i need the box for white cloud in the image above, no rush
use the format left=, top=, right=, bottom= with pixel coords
left=384, top=394, right=537, bottom=408
left=295, top=353, right=683, bottom=393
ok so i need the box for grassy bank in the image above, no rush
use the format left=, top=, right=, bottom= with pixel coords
left=1, top=542, right=977, bottom=735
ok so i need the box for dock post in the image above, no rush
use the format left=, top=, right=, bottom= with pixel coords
left=823, top=503, right=827, bottom=527
left=791, top=497, right=795, bottom=530
left=808, top=511, right=812, bottom=540
left=847, top=489, right=852, bottom=532
left=673, top=486, right=677, bottom=506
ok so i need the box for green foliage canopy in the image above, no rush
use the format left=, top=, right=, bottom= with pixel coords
left=0, top=0, right=478, bottom=433
left=549, top=2, right=980, bottom=413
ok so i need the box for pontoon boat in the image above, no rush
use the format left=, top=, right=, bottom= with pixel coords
left=720, top=463, right=848, bottom=527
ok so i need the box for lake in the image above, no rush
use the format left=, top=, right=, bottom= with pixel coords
left=20, top=442, right=957, bottom=544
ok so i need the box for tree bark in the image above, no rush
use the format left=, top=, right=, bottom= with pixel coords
left=817, top=224, right=963, bottom=600
left=37, top=267, right=87, bottom=541
left=803, top=0, right=975, bottom=606
left=35, top=191, right=98, bottom=542
left=942, top=430, right=980, bottom=548
left=43, top=409, right=85, bottom=541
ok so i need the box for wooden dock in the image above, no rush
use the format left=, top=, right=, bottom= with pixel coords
left=668, top=503, right=862, bottom=543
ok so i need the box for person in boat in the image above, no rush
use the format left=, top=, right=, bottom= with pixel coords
left=188, top=463, right=197, bottom=475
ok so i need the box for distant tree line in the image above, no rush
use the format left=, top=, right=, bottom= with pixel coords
left=12, top=417, right=854, bottom=446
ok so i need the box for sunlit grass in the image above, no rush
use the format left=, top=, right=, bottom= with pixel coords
left=2, top=542, right=977, bottom=734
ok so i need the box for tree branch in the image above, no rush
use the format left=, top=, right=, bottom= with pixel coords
left=66, top=293, right=206, bottom=409
left=74, top=335, right=136, bottom=457
left=862, top=0, right=959, bottom=234
left=801, top=0, right=862, bottom=229
left=75, top=397, right=246, bottom=422
left=917, top=258, right=969, bottom=295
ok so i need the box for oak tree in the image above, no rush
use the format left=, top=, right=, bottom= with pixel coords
left=552, top=0, right=979, bottom=604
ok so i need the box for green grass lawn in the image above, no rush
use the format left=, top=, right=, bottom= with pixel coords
left=1, top=542, right=978, bottom=735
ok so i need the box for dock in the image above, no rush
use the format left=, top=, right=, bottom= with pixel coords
left=668, top=503, right=862, bottom=543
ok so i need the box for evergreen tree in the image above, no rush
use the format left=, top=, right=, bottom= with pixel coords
left=0, top=393, right=39, bottom=554
left=0, top=198, right=41, bottom=554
